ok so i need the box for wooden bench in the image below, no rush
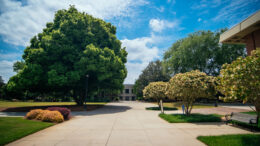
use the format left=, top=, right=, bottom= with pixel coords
left=225, top=112, right=258, bottom=130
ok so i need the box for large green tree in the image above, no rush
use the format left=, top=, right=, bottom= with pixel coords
left=163, top=29, right=246, bottom=76
left=13, top=61, right=25, bottom=73
left=133, top=60, right=170, bottom=98
left=6, top=6, right=127, bottom=105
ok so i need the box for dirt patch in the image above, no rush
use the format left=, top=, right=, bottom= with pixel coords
left=0, top=105, right=104, bottom=112
left=192, top=106, right=250, bottom=115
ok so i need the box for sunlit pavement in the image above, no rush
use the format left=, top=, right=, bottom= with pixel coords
left=8, top=101, right=255, bottom=146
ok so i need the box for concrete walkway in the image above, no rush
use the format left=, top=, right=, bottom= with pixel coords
left=8, top=102, right=254, bottom=146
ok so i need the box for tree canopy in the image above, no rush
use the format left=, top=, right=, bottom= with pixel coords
left=163, top=29, right=246, bottom=76
left=133, top=60, right=170, bottom=98
left=6, top=6, right=127, bottom=105
left=218, top=50, right=260, bottom=118
left=167, top=70, right=216, bottom=115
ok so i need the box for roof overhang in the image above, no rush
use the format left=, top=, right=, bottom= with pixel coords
left=219, top=10, right=260, bottom=44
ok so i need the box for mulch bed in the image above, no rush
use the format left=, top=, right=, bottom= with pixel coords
left=0, top=105, right=104, bottom=112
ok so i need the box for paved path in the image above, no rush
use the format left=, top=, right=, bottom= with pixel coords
left=8, top=102, right=254, bottom=146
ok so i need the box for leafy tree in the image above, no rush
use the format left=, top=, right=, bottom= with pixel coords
left=143, top=81, right=168, bottom=109
left=134, top=60, right=170, bottom=98
left=163, top=29, right=246, bottom=76
left=0, top=76, right=4, bottom=87
left=6, top=6, right=127, bottom=105
left=167, top=70, right=216, bottom=115
left=0, top=76, right=5, bottom=99
left=218, top=50, right=260, bottom=121
left=13, top=61, right=25, bottom=73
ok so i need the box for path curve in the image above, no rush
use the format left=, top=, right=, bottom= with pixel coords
left=8, top=102, right=253, bottom=146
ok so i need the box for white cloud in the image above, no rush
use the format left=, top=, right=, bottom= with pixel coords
left=0, top=53, right=21, bottom=60
left=0, top=60, right=16, bottom=83
left=191, top=0, right=222, bottom=9
left=212, top=0, right=258, bottom=24
left=156, top=6, right=165, bottom=13
left=149, top=19, right=178, bottom=32
left=198, top=18, right=202, bottom=22
left=0, top=0, right=146, bottom=46
left=121, top=34, right=161, bottom=84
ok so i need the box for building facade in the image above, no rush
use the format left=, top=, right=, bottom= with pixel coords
left=118, top=84, right=136, bottom=101
left=220, top=10, right=260, bottom=55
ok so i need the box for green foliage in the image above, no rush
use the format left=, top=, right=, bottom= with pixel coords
left=0, top=117, right=53, bottom=145
left=163, top=29, right=246, bottom=76
left=6, top=6, right=127, bottom=105
left=167, top=70, right=216, bottom=115
left=0, top=76, right=5, bottom=99
left=197, top=134, right=260, bottom=146
left=13, top=61, right=25, bottom=73
left=159, top=113, right=221, bottom=123
left=218, top=50, right=260, bottom=116
left=134, top=60, right=170, bottom=98
left=143, top=81, right=168, bottom=107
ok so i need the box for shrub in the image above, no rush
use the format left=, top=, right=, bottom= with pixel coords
left=25, top=109, right=43, bottom=120
left=46, top=107, right=71, bottom=120
left=219, top=50, right=260, bottom=119
left=143, top=82, right=168, bottom=108
left=166, top=70, right=216, bottom=115
left=42, top=111, right=64, bottom=123
left=35, top=110, right=49, bottom=120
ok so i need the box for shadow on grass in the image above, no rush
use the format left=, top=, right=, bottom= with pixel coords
left=0, top=105, right=105, bottom=112
left=159, top=113, right=222, bottom=123
left=146, top=107, right=178, bottom=111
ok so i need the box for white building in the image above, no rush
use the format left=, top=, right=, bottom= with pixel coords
left=118, top=84, right=136, bottom=101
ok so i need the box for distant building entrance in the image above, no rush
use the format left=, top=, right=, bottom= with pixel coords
left=118, top=84, right=137, bottom=101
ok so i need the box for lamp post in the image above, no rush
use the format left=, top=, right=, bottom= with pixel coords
left=84, top=74, right=89, bottom=110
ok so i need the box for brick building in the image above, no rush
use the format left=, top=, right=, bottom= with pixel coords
left=220, top=10, right=260, bottom=55
left=118, top=84, right=136, bottom=101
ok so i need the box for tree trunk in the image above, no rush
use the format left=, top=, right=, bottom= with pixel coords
left=157, top=99, right=160, bottom=108
left=254, top=98, right=260, bottom=125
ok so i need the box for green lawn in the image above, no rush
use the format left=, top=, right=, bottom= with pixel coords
left=146, top=107, right=178, bottom=111
left=0, top=101, right=107, bottom=108
left=0, top=117, right=54, bottom=145
left=197, top=134, right=260, bottom=146
left=159, top=113, right=222, bottom=123
left=153, top=102, right=214, bottom=109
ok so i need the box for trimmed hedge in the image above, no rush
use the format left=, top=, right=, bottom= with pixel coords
left=25, top=109, right=43, bottom=120
left=25, top=109, right=64, bottom=123
left=42, top=111, right=64, bottom=123
left=229, top=120, right=260, bottom=131
left=46, top=107, right=71, bottom=120
left=35, top=110, right=49, bottom=121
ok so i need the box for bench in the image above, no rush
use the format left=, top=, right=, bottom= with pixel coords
left=225, top=112, right=258, bottom=130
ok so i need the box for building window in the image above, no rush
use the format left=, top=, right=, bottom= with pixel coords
left=125, top=89, right=129, bottom=94
left=125, top=96, right=129, bottom=101
left=131, top=89, right=134, bottom=94
left=132, top=96, right=136, bottom=101
left=120, top=96, right=123, bottom=100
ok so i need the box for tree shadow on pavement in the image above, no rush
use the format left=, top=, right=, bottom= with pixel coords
left=71, top=105, right=132, bottom=116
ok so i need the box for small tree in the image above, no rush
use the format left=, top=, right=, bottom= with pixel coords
left=167, top=70, right=216, bottom=115
left=219, top=50, right=260, bottom=122
left=143, top=82, right=168, bottom=110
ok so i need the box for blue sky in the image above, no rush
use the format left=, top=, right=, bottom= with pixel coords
left=0, top=0, right=260, bottom=83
